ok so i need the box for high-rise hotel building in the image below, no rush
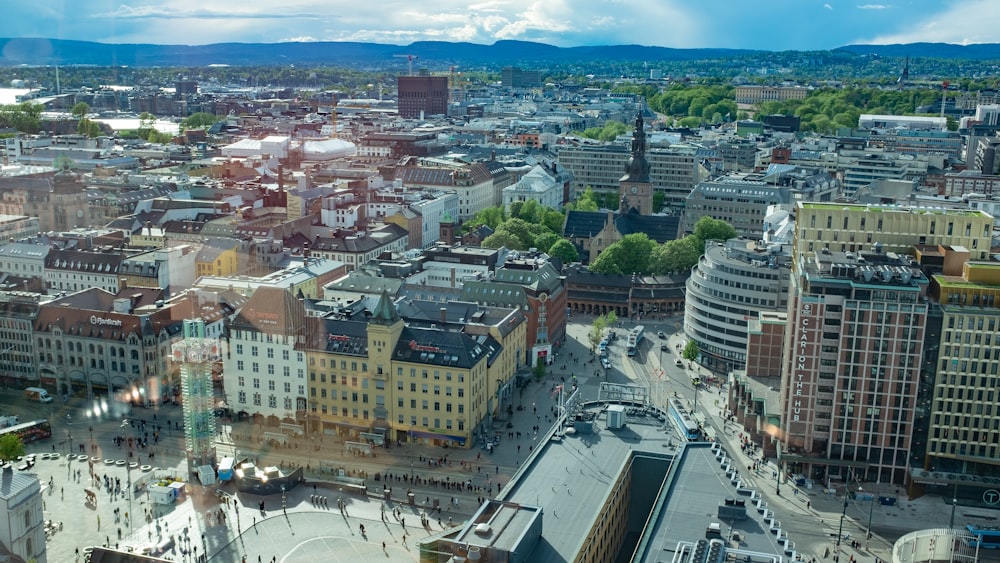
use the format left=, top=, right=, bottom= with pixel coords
left=779, top=203, right=993, bottom=485
left=924, top=260, right=1000, bottom=481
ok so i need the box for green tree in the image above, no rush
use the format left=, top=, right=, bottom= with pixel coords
left=541, top=209, right=565, bottom=234
left=77, top=118, right=101, bottom=138
left=0, top=433, right=24, bottom=462
left=137, top=112, right=156, bottom=140
left=588, top=312, right=617, bottom=352
left=180, top=112, right=220, bottom=131
left=548, top=239, right=579, bottom=263
left=534, top=232, right=561, bottom=254
left=0, top=102, right=42, bottom=133
left=651, top=237, right=701, bottom=275
left=566, top=187, right=600, bottom=212
left=590, top=233, right=657, bottom=275
left=495, top=218, right=539, bottom=250
left=692, top=217, right=737, bottom=251
left=464, top=206, right=506, bottom=232
left=70, top=102, right=90, bottom=119
left=681, top=339, right=700, bottom=363
left=481, top=231, right=524, bottom=250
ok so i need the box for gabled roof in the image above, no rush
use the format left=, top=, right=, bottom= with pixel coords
left=231, top=286, right=305, bottom=336
left=614, top=213, right=681, bottom=244
left=563, top=210, right=611, bottom=238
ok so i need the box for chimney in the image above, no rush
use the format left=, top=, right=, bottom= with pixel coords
left=440, top=307, right=447, bottom=323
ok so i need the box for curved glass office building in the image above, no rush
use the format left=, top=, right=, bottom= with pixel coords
left=684, top=239, right=790, bottom=374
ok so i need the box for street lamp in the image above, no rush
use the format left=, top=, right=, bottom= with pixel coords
left=860, top=486, right=875, bottom=549
left=120, top=419, right=135, bottom=536
left=65, top=414, right=73, bottom=455
left=949, top=482, right=959, bottom=529
left=835, top=493, right=849, bottom=560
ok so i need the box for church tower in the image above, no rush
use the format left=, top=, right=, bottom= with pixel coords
left=619, top=111, right=654, bottom=215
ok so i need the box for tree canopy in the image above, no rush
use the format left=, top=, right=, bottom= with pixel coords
left=548, top=239, right=579, bottom=263
left=0, top=434, right=24, bottom=462
left=0, top=102, right=42, bottom=134
left=574, top=120, right=628, bottom=141
left=590, top=217, right=736, bottom=276
left=589, top=233, right=658, bottom=275
left=180, top=112, right=220, bottom=131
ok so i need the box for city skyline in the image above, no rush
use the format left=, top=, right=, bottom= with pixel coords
left=5, top=0, right=1000, bottom=52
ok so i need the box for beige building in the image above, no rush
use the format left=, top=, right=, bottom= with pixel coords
left=304, top=293, right=520, bottom=448
left=735, top=85, right=809, bottom=106
left=794, top=202, right=993, bottom=263
left=924, top=261, right=1000, bottom=481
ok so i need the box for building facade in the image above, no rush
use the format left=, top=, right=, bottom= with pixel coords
left=397, top=76, right=449, bottom=119
left=779, top=203, right=994, bottom=485
left=684, top=239, right=791, bottom=374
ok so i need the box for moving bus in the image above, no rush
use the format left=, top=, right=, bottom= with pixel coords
left=626, top=325, right=645, bottom=356
left=0, top=419, right=53, bottom=444
left=965, top=525, right=1000, bottom=549
left=668, top=397, right=700, bottom=441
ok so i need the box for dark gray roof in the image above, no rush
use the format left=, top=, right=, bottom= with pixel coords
left=394, top=326, right=496, bottom=369
left=45, top=248, right=124, bottom=273
left=318, top=318, right=370, bottom=356
left=614, top=213, right=681, bottom=244
left=563, top=210, right=610, bottom=238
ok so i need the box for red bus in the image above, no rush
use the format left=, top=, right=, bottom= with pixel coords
left=0, top=419, right=53, bottom=444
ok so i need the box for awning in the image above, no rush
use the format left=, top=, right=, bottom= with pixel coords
left=410, top=430, right=466, bottom=445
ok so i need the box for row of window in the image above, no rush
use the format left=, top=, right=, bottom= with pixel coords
left=234, top=361, right=304, bottom=378
left=236, top=391, right=293, bottom=410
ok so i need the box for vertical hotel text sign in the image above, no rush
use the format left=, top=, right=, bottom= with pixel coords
left=792, top=303, right=811, bottom=423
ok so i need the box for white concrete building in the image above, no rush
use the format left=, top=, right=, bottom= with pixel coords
left=502, top=164, right=564, bottom=211
left=0, top=466, right=46, bottom=563
left=224, top=286, right=308, bottom=422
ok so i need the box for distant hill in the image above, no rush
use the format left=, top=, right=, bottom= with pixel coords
left=0, top=37, right=997, bottom=68
left=836, top=43, right=1000, bottom=60
left=0, top=37, right=757, bottom=68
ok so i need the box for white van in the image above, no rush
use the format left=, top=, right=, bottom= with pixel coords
left=24, top=387, right=53, bottom=403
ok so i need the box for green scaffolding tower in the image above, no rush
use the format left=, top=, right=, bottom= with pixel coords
left=172, top=319, right=218, bottom=468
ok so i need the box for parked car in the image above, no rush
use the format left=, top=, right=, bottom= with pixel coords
left=601, top=357, right=611, bottom=369
left=674, top=358, right=684, bottom=367
left=660, top=344, right=669, bottom=352
left=657, top=331, right=667, bottom=339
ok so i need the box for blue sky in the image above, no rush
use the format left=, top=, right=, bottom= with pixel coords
left=5, top=1, right=999, bottom=50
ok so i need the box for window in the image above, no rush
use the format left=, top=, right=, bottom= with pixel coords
left=237, top=360, right=244, bottom=371
left=284, top=382, right=291, bottom=393
left=253, top=378, right=260, bottom=389
left=282, top=350, right=289, bottom=361
left=267, top=348, right=274, bottom=358
left=268, top=381, right=275, bottom=391
left=253, top=393, right=261, bottom=406
left=235, top=344, right=243, bottom=354
left=238, top=391, right=246, bottom=404
left=268, top=395, right=277, bottom=408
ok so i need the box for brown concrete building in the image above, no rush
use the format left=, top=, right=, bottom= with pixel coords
left=397, top=76, right=449, bottom=119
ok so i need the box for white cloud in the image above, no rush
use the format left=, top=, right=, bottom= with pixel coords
left=857, top=4, right=888, bottom=9
left=824, top=3, right=833, bottom=10
left=862, top=0, right=1000, bottom=44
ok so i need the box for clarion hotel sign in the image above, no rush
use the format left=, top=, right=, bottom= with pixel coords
left=791, top=303, right=811, bottom=424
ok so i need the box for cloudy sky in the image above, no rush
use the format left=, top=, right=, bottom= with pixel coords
left=5, top=0, right=999, bottom=50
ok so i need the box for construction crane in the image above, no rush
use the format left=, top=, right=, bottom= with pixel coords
left=393, top=54, right=418, bottom=76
